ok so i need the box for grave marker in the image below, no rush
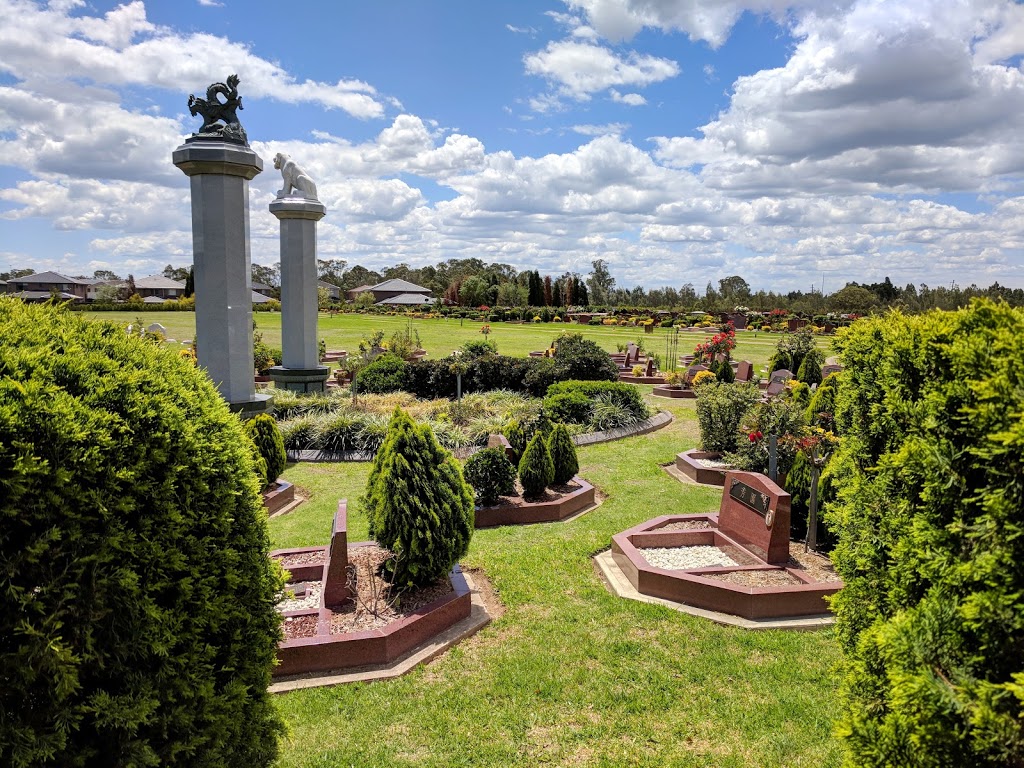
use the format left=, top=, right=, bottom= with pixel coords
left=717, top=471, right=791, bottom=563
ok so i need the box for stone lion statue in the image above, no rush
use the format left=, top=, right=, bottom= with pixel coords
left=273, top=153, right=318, bottom=200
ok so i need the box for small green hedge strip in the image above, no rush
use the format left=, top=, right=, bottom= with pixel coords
left=828, top=301, right=1024, bottom=767
left=245, top=413, right=287, bottom=489
left=0, top=300, right=283, bottom=767
left=363, top=408, right=474, bottom=588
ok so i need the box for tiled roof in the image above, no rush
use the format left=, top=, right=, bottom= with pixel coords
left=371, top=278, right=431, bottom=294
left=376, top=293, right=437, bottom=305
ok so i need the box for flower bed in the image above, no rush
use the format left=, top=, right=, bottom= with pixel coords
left=474, top=477, right=596, bottom=528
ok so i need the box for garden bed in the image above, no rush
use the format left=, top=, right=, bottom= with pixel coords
left=652, top=385, right=696, bottom=399
left=263, top=479, right=299, bottom=516
left=674, top=449, right=733, bottom=486
left=475, top=476, right=596, bottom=528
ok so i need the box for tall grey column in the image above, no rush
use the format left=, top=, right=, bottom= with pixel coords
left=172, top=140, right=272, bottom=415
left=268, top=195, right=330, bottom=393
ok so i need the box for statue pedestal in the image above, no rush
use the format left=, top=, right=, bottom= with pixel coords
left=173, top=140, right=270, bottom=413
left=270, top=196, right=329, bottom=393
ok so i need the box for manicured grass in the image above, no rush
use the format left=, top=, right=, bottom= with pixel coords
left=269, top=394, right=843, bottom=768
left=83, top=310, right=831, bottom=370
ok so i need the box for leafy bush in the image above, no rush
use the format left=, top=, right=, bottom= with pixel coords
left=771, top=328, right=816, bottom=374
left=545, top=380, right=649, bottom=420
left=547, top=424, right=579, bottom=484
left=362, top=408, right=474, bottom=588
left=0, top=300, right=283, bottom=767
left=551, top=333, right=619, bottom=382
left=723, top=396, right=806, bottom=475
left=827, top=302, right=1024, bottom=767
left=712, top=359, right=735, bottom=383
left=461, top=338, right=498, bottom=358
left=543, top=391, right=593, bottom=424
left=463, top=447, right=516, bottom=506
left=796, top=348, right=824, bottom=386
left=245, top=413, right=287, bottom=489
left=694, top=381, right=762, bottom=453
left=355, top=353, right=407, bottom=394
left=691, top=369, right=716, bottom=389
left=805, top=372, right=839, bottom=430
left=404, top=358, right=458, bottom=399
left=518, top=432, right=554, bottom=498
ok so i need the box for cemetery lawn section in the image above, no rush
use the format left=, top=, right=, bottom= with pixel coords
left=269, top=393, right=843, bottom=768
left=83, top=310, right=826, bottom=370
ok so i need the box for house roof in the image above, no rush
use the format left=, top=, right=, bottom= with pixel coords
left=12, top=271, right=91, bottom=285
left=9, top=291, right=82, bottom=301
left=135, top=275, right=185, bottom=289
left=347, top=284, right=375, bottom=294
left=251, top=282, right=273, bottom=291
left=252, top=291, right=272, bottom=303
left=371, top=278, right=431, bottom=294
left=142, top=295, right=167, bottom=303
left=375, top=293, right=437, bottom=305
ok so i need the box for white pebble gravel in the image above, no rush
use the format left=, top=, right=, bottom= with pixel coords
left=277, top=583, right=322, bottom=613
left=641, top=546, right=739, bottom=570
left=697, top=458, right=733, bottom=469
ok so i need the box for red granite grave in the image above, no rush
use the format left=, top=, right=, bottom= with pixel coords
left=270, top=500, right=472, bottom=677
left=609, top=471, right=841, bottom=621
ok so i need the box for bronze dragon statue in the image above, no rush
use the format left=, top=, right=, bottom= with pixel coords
left=187, top=74, right=247, bottom=144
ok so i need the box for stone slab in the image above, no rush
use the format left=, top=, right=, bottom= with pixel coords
left=718, top=471, right=791, bottom=563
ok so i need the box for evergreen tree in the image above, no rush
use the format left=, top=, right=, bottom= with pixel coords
left=518, top=432, right=554, bottom=498
left=363, top=408, right=474, bottom=588
left=245, top=414, right=287, bottom=490
left=528, top=270, right=544, bottom=307
left=184, top=265, right=194, bottom=298
left=547, top=424, right=578, bottom=484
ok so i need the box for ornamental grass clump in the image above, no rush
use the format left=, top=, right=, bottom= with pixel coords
left=246, top=413, right=287, bottom=490
left=463, top=447, right=517, bottom=506
left=0, top=299, right=284, bottom=768
left=828, top=300, right=1024, bottom=767
left=547, top=423, right=579, bottom=485
left=518, top=432, right=555, bottom=498
left=363, top=408, right=474, bottom=589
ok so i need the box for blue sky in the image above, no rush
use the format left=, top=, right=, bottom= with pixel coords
left=2, top=0, right=1023, bottom=292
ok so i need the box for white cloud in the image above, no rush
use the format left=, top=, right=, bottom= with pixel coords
left=610, top=89, right=646, bottom=105
left=524, top=39, right=679, bottom=100
left=571, top=122, right=629, bottom=136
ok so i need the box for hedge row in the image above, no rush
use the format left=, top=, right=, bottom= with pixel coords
left=827, top=300, right=1024, bottom=766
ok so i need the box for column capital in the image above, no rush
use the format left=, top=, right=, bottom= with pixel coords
left=269, top=197, right=327, bottom=221
left=173, top=141, right=263, bottom=180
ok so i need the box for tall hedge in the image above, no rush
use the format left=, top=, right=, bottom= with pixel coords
left=363, top=408, right=474, bottom=588
left=0, top=300, right=284, bottom=767
left=827, top=301, right=1024, bottom=767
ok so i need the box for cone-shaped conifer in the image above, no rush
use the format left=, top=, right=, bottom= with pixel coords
left=518, top=432, right=555, bottom=498
left=547, top=423, right=579, bottom=485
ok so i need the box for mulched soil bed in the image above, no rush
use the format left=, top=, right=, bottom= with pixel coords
left=328, top=545, right=454, bottom=634
left=480, top=480, right=581, bottom=509
left=656, top=520, right=713, bottom=531
left=701, top=569, right=802, bottom=587
left=275, top=550, right=325, bottom=568
left=282, top=614, right=318, bottom=640
left=785, top=543, right=842, bottom=583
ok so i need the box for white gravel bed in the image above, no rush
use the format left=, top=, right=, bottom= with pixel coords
left=641, top=546, right=739, bottom=570
left=278, top=582, right=322, bottom=613
left=697, top=458, right=733, bottom=469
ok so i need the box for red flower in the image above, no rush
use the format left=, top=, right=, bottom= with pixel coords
left=749, top=431, right=763, bottom=442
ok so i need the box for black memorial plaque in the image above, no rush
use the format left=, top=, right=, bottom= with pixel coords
left=729, top=478, right=771, bottom=518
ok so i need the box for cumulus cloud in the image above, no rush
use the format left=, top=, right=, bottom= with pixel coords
left=610, top=89, right=646, bottom=105
left=524, top=39, right=679, bottom=100
left=0, top=0, right=387, bottom=118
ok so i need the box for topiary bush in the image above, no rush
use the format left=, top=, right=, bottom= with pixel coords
left=362, top=408, right=474, bottom=589
left=355, top=353, right=407, bottom=394
left=827, top=301, right=1024, bottom=767
left=694, top=381, right=762, bottom=453
left=245, top=413, right=287, bottom=489
left=547, top=423, right=579, bottom=485
left=796, top=348, right=824, bottom=386
left=463, top=447, right=516, bottom=506
left=0, top=300, right=283, bottom=767
left=518, top=432, right=555, bottom=498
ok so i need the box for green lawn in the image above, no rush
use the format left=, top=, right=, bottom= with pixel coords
left=84, top=310, right=831, bottom=371
left=269, top=393, right=843, bottom=768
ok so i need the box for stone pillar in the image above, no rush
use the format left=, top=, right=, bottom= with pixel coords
left=172, top=140, right=272, bottom=416
left=268, top=196, right=330, bottom=393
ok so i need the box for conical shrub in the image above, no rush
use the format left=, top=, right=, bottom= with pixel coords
left=245, top=413, right=286, bottom=489
left=547, top=423, right=578, bottom=485
left=362, top=408, right=474, bottom=588
left=518, top=432, right=554, bottom=498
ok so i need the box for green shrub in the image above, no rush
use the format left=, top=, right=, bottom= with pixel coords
left=543, top=391, right=592, bottom=425
left=355, top=353, right=407, bottom=394
left=245, top=413, right=287, bottom=489
left=712, top=359, right=735, bottom=383
left=518, top=432, right=554, bottom=498
left=545, top=380, right=649, bottom=420
left=828, top=301, right=1024, bottom=766
left=503, top=419, right=530, bottom=464
left=552, top=333, right=619, bottom=382
left=767, top=350, right=790, bottom=375
left=463, top=447, right=516, bottom=506
left=773, top=328, right=816, bottom=373
left=796, top=348, right=824, bottom=386
left=362, top=408, right=474, bottom=588
left=547, top=424, right=579, bottom=484
left=404, top=358, right=458, bottom=399
left=805, top=372, right=839, bottom=430
left=694, top=381, right=762, bottom=453
left=461, top=338, right=498, bottom=358
left=723, top=396, right=806, bottom=475
left=0, top=300, right=283, bottom=767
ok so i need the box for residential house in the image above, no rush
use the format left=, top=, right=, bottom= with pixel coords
left=6, top=271, right=90, bottom=302
left=317, top=281, right=342, bottom=302
left=134, top=275, right=185, bottom=300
